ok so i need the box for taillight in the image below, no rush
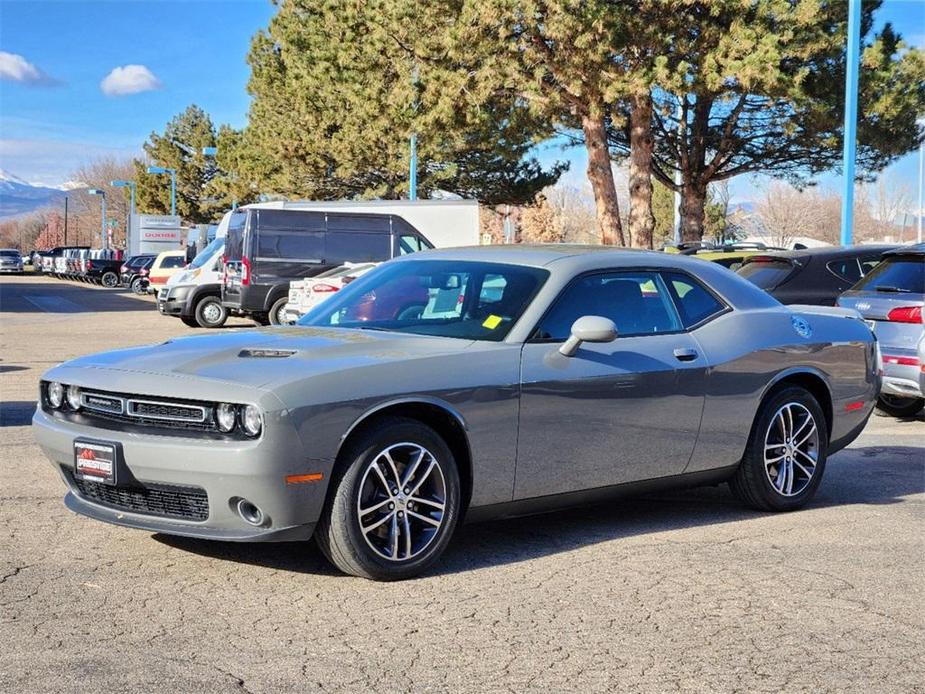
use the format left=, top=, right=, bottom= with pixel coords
left=140, top=269, right=149, bottom=276
left=312, top=283, right=338, bottom=293
left=241, top=256, right=251, bottom=286
left=886, top=306, right=922, bottom=324
left=87, top=261, right=93, bottom=270
left=120, top=265, right=127, bottom=273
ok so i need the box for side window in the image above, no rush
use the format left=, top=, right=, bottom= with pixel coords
left=257, top=231, right=324, bottom=260
left=399, top=234, right=424, bottom=255
left=859, top=257, right=881, bottom=275
left=161, top=255, right=186, bottom=269
left=534, top=271, right=682, bottom=340
left=662, top=272, right=727, bottom=328
left=826, top=258, right=861, bottom=283
left=325, top=232, right=392, bottom=264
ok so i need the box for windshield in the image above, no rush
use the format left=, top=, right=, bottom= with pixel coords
left=299, top=260, right=549, bottom=341
left=852, top=256, right=924, bottom=294
left=189, top=237, right=225, bottom=269
left=0, top=250, right=20, bottom=257
left=737, top=258, right=795, bottom=289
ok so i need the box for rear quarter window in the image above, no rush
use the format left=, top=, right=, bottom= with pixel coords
left=663, top=272, right=727, bottom=327
left=737, top=258, right=795, bottom=289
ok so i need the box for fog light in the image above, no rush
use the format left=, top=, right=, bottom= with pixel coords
left=236, top=499, right=265, bottom=526
left=241, top=405, right=262, bottom=437
left=66, top=385, right=81, bottom=410
left=48, top=382, right=65, bottom=408
left=215, top=403, right=236, bottom=432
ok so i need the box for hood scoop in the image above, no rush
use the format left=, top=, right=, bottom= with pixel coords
left=238, top=348, right=297, bottom=359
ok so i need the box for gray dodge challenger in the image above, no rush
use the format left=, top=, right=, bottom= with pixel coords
left=33, top=246, right=880, bottom=580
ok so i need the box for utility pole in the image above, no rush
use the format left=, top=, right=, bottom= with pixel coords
left=63, top=196, right=68, bottom=245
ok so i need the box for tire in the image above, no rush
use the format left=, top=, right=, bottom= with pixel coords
left=180, top=315, right=200, bottom=328
left=194, top=296, right=228, bottom=329
left=131, top=277, right=146, bottom=295
left=315, top=417, right=461, bottom=581
left=875, top=395, right=924, bottom=418
left=100, top=271, right=119, bottom=288
left=268, top=297, right=291, bottom=326
left=729, top=386, right=829, bottom=512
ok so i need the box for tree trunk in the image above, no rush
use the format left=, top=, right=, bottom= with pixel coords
left=627, top=94, right=655, bottom=249
left=680, top=179, right=707, bottom=243
left=581, top=114, right=625, bottom=246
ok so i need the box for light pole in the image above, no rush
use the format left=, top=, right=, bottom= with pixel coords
left=839, top=0, right=862, bottom=246
left=111, top=179, right=136, bottom=250
left=88, top=189, right=107, bottom=249
left=146, top=165, right=177, bottom=216
left=917, top=117, right=924, bottom=244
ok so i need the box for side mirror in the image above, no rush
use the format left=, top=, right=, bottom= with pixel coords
left=559, top=315, right=618, bottom=357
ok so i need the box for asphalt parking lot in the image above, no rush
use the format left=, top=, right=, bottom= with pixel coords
left=1, top=272, right=923, bottom=693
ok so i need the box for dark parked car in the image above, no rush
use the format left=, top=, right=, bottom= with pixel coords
left=121, top=255, right=156, bottom=294
left=222, top=207, right=433, bottom=325
left=84, top=257, right=124, bottom=287
left=736, top=245, right=896, bottom=305
left=838, top=243, right=924, bottom=418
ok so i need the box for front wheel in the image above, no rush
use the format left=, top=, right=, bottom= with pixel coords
left=180, top=315, right=200, bottom=328
left=730, top=386, right=828, bottom=512
left=875, top=395, right=924, bottom=418
left=315, top=417, right=461, bottom=580
left=194, top=296, right=227, bottom=328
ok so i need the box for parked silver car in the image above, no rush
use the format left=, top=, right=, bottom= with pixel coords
left=0, top=248, right=24, bottom=273
left=838, top=243, right=924, bottom=417
left=33, top=246, right=879, bottom=580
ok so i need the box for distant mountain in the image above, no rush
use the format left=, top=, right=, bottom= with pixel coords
left=0, top=169, right=80, bottom=219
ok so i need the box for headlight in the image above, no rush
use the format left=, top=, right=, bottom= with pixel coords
left=48, top=382, right=65, bottom=409
left=215, top=403, right=236, bottom=432
left=241, top=405, right=263, bottom=437
left=66, top=385, right=81, bottom=410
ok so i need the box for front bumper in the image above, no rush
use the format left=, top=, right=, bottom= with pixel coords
left=33, top=406, right=326, bottom=542
left=157, top=284, right=191, bottom=316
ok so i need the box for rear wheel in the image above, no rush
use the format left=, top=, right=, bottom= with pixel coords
left=268, top=297, right=291, bottom=325
left=100, top=271, right=119, bottom=288
left=194, top=296, right=227, bottom=328
left=875, top=395, right=924, bottom=418
left=130, top=277, right=146, bottom=294
left=315, top=417, right=461, bottom=580
left=730, top=386, right=828, bottom=512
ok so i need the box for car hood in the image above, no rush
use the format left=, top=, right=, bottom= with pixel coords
left=53, top=327, right=476, bottom=392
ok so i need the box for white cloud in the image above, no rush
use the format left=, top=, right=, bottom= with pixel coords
left=0, top=51, right=59, bottom=86
left=100, top=64, right=162, bottom=96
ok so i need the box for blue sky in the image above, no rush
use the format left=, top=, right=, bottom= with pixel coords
left=1, top=0, right=923, bottom=203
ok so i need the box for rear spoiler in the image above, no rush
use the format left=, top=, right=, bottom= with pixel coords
left=789, top=304, right=863, bottom=320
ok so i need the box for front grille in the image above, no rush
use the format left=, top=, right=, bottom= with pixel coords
left=65, top=468, right=209, bottom=521
left=127, top=399, right=206, bottom=423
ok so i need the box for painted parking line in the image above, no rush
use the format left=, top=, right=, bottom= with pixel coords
left=23, top=295, right=85, bottom=313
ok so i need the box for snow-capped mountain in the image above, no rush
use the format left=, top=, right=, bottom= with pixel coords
left=0, top=169, right=76, bottom=218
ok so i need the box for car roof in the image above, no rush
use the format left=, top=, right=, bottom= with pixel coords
left=746, top=244, right=897, bottom=261
left=883, top=242, right=925, bottom=257
left=395, top=243, right=782, bottom=311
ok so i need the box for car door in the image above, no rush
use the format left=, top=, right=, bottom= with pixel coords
left=514, top=269, right=709, bottom=499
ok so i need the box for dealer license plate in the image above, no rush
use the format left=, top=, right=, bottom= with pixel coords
left=74, top=440, right=117, bottom=485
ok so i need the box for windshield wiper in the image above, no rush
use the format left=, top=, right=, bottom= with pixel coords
left=874, top=286, right=912, bottom=293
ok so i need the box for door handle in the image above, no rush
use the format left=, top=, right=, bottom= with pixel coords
left=673, top=347, right=698, bottom=362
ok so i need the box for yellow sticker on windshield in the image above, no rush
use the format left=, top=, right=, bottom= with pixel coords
left=482, top=314, right=503, bottom=329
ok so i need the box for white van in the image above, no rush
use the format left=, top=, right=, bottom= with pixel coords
left=155, top=212, right=231, bottom=328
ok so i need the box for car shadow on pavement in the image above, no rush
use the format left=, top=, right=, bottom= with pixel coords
left=0, top=281, right=152, bottom=313
left=0, top=401, right=36, bottom=427
left=154, top=445, right=924, bottom=578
